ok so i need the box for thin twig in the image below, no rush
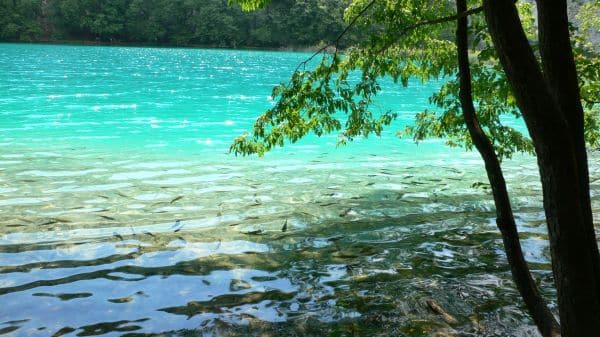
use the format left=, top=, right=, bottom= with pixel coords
left=378, top=6, right=483, bottom=54
left=295, top=0, right=377, bottom=72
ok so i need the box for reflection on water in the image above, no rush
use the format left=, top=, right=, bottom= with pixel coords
left=0, top=44, right=599, bottom=337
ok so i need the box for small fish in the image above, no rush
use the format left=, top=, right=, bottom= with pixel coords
left=339, top=208, right=355, bottom=217
left=39, top=220, right=58, bottom=226
left=2, top=319, right=28, bottom=325
left=116, top=192, right=129, bottom=198
left=172, top=220, right=183, bottom=233
left=281, top=219, right=288, bottom=232
left=471, top=181, right=488, bottom=189
left=142, top=231, right=155, bottom=237
left=332, top=250, right=359, bottom=259
left=170, top=196, right=184, bottom=204
left=319, top=202, right=336, bottom=207
left=113, top=232, right=124, bottom=241
left=229, top=223, right=241, bottom=227
left=97, top=195, right=109, bottom=199
left=51, top=217, right=71, bottom=223
left=365, top=182, right=375, bottom=186
left=327, top=235, right=345, bottom=242
left=108, top=296, right=133, bottom=304
left=243, top=229, right=264, bottom=235
left=99, top=215, right=116, bottom=221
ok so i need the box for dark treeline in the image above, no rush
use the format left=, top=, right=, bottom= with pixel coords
left=0, top=0, right=358, bottom=48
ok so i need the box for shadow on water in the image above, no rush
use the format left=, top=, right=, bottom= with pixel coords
left=0, top=181, right=564, bottom=337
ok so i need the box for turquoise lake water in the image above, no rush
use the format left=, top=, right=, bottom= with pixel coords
left=0, top=43, right=598, bottom=337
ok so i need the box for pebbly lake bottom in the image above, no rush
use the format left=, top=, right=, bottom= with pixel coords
left=1, top=146, right=598, bottom=337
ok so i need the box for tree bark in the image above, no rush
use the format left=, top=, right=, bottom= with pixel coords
left=483, top=0, right=600, bottom=335
left=454, top=1, right=561, bottom=336
left=535, top=0, right=600, bottom=303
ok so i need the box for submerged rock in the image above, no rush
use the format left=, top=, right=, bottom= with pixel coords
left=229, top=279, right=252, bottom=292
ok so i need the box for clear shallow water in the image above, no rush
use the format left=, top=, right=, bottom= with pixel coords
left=0, top=43, right=599, bottom=337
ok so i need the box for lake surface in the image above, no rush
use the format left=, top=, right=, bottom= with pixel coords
left=0, top=43, right=598, bottom=337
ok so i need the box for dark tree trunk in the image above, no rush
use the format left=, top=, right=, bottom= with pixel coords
left=454, top=1, right=560, bottom=335
left=482, top=0, right=600, bottom=335
left=535, top=1, right=600, bottom=301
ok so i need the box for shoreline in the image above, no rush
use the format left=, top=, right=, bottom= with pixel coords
left=0, top=39, right=331, bottom=53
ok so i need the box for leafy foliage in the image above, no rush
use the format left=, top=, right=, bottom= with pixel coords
left=231, top=52, right=398, bottom=156
left=230, top=0, right=271, bottom=11
left=0, top=0, right=44, bottom=41
left=575, top=1, right=600, bottom=149
left=231, top=0, right=600, bottom=158
left=577, top=1, right=600, bottom=49
left=0, top=0, right=356, bottom=48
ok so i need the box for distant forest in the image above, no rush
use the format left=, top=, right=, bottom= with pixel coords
left=0, top=0, right=360, bottom=48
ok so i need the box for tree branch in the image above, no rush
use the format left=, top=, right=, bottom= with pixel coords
left=294, top=2, right=483, bottom=72
left=379, top=5, right=483, bottom=54
left=296, top=0, right=376, bottom=72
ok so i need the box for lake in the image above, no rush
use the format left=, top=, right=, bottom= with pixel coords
left=0, top=43, right=598, bottom=337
